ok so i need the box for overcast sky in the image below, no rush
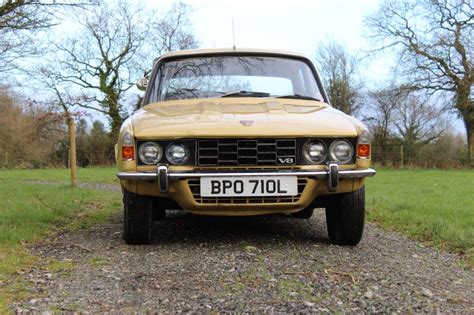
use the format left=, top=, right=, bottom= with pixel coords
left=189, top=0, right=378, bottom=51
left=149, top=0, right=391, bottom=84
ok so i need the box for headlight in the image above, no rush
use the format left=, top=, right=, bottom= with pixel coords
left=138, top=142, right=162, bottom=165
left=329, top=140, right=353, bottom=164
left=166, top=143, right=189, bottom=165
left=303, top=140, right=327, bottom=164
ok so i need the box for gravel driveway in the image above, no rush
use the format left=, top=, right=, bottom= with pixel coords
left=13, top=190, right=474, bottom=313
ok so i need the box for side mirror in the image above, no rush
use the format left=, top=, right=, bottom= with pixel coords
left=137, top=76, right=149, bottom=91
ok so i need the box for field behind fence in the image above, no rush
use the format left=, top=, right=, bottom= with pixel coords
left=371, top=142, right=469, bottom=169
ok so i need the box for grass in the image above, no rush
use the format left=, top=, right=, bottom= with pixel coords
left=0, top=167, right=119, bottom=184
left=0, top=167, right=120, bottom=313
left=365, top=168, right=474, bottom=266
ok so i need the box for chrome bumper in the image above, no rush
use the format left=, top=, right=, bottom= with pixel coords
left=117, top=164, right=376, bottom=193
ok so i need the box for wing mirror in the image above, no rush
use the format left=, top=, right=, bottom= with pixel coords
left=137, top=76, right=149, bottom=91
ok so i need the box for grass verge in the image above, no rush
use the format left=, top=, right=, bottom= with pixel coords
left=365, top=168, right=474, bottom=267
left=0, top=167, right=118, bottom=184
left=0, top=167, right=120, bottom=313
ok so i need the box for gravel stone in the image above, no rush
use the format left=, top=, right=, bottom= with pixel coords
left=12, top=206, right=474, bottom=313
left=421, top=287, right=434, bottom=298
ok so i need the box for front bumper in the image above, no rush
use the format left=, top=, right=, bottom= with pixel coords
left=117, top=164, right=376, bottom=193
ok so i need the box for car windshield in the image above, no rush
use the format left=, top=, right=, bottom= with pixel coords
left=149, top=55, right=323, bottom=102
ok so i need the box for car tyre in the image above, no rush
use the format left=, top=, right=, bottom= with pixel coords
left=325, top=186, right=365, bottom=246
left=151, top=197, right=167, bottom=220
left=290, top=207, right=314, bottom=219
left=123, top=189, right=153, bottom=245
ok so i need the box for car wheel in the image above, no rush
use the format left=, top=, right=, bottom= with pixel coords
left=151, top=197, right=167, bottom=220
left=325, top=186, right=365, bottom=246
left=152, top=209, right=166, bottom=220
left=290, top=207, right=314, bottom=219
left=123, top=189, right=153, bottom=245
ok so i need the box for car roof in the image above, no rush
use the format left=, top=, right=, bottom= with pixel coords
left=153, top=48, right=312, bottom=64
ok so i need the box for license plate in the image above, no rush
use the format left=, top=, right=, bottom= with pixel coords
left=200, top=176, right=298, bottom=197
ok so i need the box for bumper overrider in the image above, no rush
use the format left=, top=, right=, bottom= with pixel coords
left=117, top=163, right=376, bottom=193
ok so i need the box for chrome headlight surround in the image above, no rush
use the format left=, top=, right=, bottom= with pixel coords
left=303, top=139, right=327, bottom=164
left=329, top=140, right=354, bottom=164
left=138, top=142, right=163, bottom=165
left=166, top=143, right=189, bottom=165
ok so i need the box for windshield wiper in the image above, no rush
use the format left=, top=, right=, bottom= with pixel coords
left=276, top=94, right=321, bottom=101
left=176, top=88, right=199, bottom=96
left=218, top=90, right=271, bottom=98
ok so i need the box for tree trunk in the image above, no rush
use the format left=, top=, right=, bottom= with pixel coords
left=105, top=90, right=123, bottom=139
left=68, top=117, right=78, bottom=187
left=110, top=114, right=122, bottom=139
left=464, top=118, right=474, bottom=166
left=457, top=85, right=473, bottom=165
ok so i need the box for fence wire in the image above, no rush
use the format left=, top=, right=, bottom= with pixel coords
left=371, top=144, right=468, bottom=168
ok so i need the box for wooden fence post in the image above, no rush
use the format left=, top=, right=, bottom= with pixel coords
left=68, top=117, right=78, bottom=187
left=400, top=145, right=404, bottom=168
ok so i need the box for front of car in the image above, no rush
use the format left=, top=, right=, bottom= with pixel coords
left=116, top=49, right=375, bottom=245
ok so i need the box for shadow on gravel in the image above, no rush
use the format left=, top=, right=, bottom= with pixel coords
left=151, top=210, right=330, bottom=246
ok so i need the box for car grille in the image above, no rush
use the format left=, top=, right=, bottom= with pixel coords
left=197, top=138, right=297, bottom=166
left=188, top=177, right=308, bottom=205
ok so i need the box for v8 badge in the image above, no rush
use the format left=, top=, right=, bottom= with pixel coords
left=278, top=157, right=295, bottom=165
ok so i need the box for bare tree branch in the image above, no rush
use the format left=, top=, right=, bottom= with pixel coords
left=315, top=41, right=362, bottom=115
left=0, top=0, right=93, bottom=73
left=365, top=0, right=474, bottom=163
left=38, top=1, right=199, bottom=137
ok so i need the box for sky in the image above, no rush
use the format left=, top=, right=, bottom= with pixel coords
left=150, top=0, right=391, bottom=83
left=190, top=0, right=379, bottom=51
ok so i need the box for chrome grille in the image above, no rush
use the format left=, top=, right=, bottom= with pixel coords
left=188, top=177, right=308, bottom=205
left=197, top=139, right=297, bottom=166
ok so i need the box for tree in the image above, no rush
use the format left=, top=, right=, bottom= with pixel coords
left=364, top=86, right=401, bottom=164
left=76, top=118, right=88, bottom=137
left=47, top=1, right=198, bottom=138
left=39, top=81, right=83, bottom=186
left=0, top=85, right=65, bottom=168
left=48, top=1, right=144, bottom=137
left=50, top=91, right=81, bottom=187
left=0, top=85, right=23, bottom=166
left=0, top=0, right=89, bottom=73
left=418, top=132, right=467, bottom=167
left=393, top=92, right=445, bottom=148
left=134, top=1, right=198, bottom=111
left=32, top=63, right=88, bottom=186
left=315, top=42, right=362, bottom=115
left=365, top=86, right=445, bottom=165
left=84, top=120, right=115, bottom=165
left=151, top=1, right=199, bottom=56
left=365, top=0, right=474, bottom=163
left=90, top=120, right=106, bottom=136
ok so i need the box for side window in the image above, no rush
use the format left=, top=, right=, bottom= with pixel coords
left=301, top=66, right=323, bottom=101
left=149, top=68, right=162, bottom=104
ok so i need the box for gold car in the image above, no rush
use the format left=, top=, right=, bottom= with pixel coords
left=116, top=48, right=375, bottom=245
